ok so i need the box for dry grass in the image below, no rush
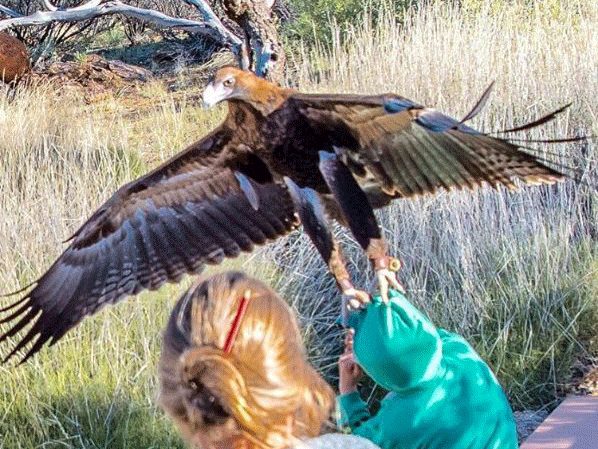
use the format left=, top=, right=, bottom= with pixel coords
left=1, top=0, right=597, bottom=446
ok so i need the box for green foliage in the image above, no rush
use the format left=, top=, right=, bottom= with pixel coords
left=284, top=0, right=415, bottom=46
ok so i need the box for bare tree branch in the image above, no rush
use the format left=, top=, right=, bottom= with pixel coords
left=183, top=0, right=239, bottom=43
left=0, top=0, right=245, bottom=57
left=182, top=0, right=249, bottom=69
left=0, top=0, right=281, bottom=74
left=0, top=4, right=21, bottom=18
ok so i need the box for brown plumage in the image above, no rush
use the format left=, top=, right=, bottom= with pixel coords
left=0, top=67, right=567, bottom=362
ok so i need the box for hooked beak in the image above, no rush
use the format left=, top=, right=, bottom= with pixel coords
left=202, top=83, right=227, bottom=108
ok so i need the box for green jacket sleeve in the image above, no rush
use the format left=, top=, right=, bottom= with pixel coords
left=336, top=391, right=371, bottom=429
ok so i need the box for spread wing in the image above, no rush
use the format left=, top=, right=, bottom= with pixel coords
left=289, top=92, right=564, bottom=200
left=0, top=126, right=297, bottom=363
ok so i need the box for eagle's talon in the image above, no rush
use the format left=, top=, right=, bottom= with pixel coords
left=377, top=267, right=405, bottom=304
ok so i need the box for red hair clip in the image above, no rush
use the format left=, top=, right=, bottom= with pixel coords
left=223, top=289, right=251, bottom=355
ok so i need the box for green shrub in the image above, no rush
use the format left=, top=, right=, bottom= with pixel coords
left=284, top=0, right=416, bottom=46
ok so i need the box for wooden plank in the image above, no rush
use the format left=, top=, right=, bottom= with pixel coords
left=520, top=396, right=598, bottom=449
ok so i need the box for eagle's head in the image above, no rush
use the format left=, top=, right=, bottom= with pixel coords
left=202, top=67, right=291, bottom=115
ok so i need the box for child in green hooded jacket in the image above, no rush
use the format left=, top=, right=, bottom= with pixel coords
left=337, top=289, right=518, bottom=449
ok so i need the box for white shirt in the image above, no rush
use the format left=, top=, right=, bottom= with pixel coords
left=292, top=434, right=382, bottom=449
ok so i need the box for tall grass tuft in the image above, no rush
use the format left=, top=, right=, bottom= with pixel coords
left=1, top=0, right=597, bottom=446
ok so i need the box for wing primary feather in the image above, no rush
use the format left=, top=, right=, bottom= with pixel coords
left=20, top=334, right=49, bottom=364
left=497, top=104, right=571, bottom=133
left=495, top=143, right=586, bottom=177
left=411, top=128, right=479, bottom=190
left=22, top=263, right=78, bottom=321
left=0, top=301, right=35, bottom=335
left=394, top=134, right=438, bottom=193
left=0, top=243, right=81, bottom=308
left=1, top=281, right=37, bottom=302
left=460, top=81, right=494, bottom=123
left=498, top=136, right=591, bottom=144
left=0, top=294, right=29, bottom=313
left=1, top=308, right=41, bottom=363
left=406, top=131, right=460, bottom=191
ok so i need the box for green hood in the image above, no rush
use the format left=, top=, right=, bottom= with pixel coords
left=348, top=289, right=443, bottom=392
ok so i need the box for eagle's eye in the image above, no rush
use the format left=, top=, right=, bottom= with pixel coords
left=223, top=77, right=235, bottom=88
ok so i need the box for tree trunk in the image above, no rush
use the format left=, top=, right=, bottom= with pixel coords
left=223, top=0, right=286, bottom=82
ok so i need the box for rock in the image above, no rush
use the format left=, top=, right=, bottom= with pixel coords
left=0, top=32, right=31, bottom=84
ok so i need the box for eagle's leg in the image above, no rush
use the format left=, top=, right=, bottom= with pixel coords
left=284, top=178, right=369, bottom=318
left=318, top=151, right=403, bottom=303
left=328, top=241, right=371, bottom=312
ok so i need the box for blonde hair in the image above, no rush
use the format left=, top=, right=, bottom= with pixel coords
left=159, top=272, right=335, bottom=449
